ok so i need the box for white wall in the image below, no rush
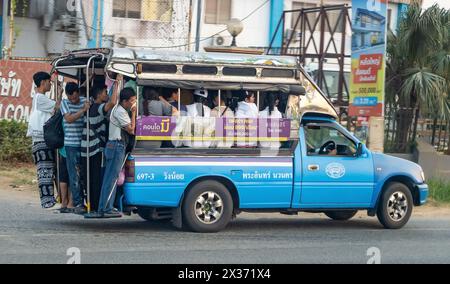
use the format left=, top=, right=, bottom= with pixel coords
left=4, top=17, right=77, bottom=58
left=189, top=0, right=271, bottom=51
left=6, top=17, right=47, bottom=58
left=388, top=3, right=399, bottom=33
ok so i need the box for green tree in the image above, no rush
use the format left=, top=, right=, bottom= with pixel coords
left=386, top=3, right=450, bottom=153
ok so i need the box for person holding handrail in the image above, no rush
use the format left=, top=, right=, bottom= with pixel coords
left=94, top=87, right=137, bottom=219
left=80, top=75, right=122, bottom=213
left=61, top=83, right=91, bottom=215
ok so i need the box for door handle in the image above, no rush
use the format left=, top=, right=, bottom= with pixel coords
left=308, top=165, right=320, bottom=171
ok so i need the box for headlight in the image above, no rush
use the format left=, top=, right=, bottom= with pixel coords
left=421, top=171, right=426, bottom=182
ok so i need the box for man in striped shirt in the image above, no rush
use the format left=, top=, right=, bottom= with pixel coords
left=61, top=82, right=91, bottom=214
left=80, top=75, right=121, bottom=213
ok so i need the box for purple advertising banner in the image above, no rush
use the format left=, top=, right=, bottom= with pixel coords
left=136, top=116, right=291, bottom=141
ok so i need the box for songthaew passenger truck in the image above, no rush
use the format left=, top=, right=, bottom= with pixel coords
left=52, top=48, right=429, bottom=232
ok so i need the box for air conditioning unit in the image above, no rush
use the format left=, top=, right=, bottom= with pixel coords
left=212, top=35, right=226, bottom=46
left=116, top=37, right=129, bottom=48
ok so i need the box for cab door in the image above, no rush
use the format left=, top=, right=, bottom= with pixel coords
left=299, top=122, right=375, bottom=208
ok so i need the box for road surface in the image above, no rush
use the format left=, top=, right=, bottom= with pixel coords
left=0, top=188, right=449, bottom=264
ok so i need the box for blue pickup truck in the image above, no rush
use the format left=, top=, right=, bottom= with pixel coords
left=124, top=114, right=428, bottom=233
left=52, top=48, right=429, bottom=233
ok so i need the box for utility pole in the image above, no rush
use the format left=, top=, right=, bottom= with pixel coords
left=2, top=0, right=8, bottom=57
left=195, top=0, right=202, bottom=52
left=96, top=0, right=101, bottom=47
left=8, top=0, right=14, bottom=57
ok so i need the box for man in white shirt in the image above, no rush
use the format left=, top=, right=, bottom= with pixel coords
left=28, top=72, right=61, bottom=209
left=95, top=87, right=137, bottom=219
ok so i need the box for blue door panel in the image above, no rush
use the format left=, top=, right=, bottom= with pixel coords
left=124, top=156, right=294, bottom=209
left=299, top=126, right=375, bottom=208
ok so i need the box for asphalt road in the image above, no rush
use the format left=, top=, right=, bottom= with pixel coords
left=0, top=193, right=449, bottom=264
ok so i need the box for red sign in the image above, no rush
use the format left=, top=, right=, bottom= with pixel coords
left=353, top=54, right=383, bottom=84
left=0, top=60, right=52, bottom=121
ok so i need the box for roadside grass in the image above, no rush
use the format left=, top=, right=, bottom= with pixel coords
left=0, top=163, right=36, bottom=189
left=428, top=178, right=450, bottom=205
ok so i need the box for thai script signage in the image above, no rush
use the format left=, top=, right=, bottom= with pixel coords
left=349, top=0, right=388, bottom=117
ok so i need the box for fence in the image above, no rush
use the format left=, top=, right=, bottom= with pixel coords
left=417, top=118, right=450, bottom=154
left=384, top=104, right=450, bottom=154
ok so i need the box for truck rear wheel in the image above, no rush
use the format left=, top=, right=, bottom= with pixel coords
left=377, top=182, right=413, bottom=229
left=325, top=210, right=358, bottom=221
left=182, top=180, right=233, bottom=233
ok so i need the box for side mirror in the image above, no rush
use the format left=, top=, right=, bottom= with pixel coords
left=356, top=143, right=364, bottom=157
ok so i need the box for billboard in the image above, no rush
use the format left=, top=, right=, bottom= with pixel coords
left=349, top=0, right=387, bottom=117
left=0, top=60, right=53, bottom=122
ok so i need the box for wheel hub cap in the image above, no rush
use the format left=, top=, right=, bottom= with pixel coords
left=194, top=192, right=224, bottom=225
left=387, top=191, right=408, bottom=222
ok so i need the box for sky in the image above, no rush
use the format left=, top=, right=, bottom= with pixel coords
left=422, top=0, right=450, bottom=9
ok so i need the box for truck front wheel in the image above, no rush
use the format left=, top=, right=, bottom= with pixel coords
left=377, top=182, right=413, bottom=229
left=182, top=180, right=233, bottom=233
left=324, top=210, right=358, bottom=221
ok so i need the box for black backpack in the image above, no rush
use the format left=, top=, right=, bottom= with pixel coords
left=44, top=111, right=64, bottom=149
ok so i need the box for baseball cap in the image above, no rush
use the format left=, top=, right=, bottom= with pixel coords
left=194, top=89, right=208, bottom=98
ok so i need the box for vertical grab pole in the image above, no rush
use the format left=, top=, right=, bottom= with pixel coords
left=86, top=60, right=91, bottom=213
left=218, top=90, right=222, bottom=118
left=178, top=88, right=181, bottom=113
left=257, top=91, right=260, bottom=111
left=54, top=75, right=61, bottom=203
left=85, top=55, right=97, bottom=213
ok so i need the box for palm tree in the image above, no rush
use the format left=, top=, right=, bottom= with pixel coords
left=386, top=3, right=449, bottom=153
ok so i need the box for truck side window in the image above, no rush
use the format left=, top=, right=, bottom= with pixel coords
left=304, top=124, right=357, bottom=156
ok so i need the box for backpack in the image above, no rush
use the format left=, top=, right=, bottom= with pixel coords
left=44, top=110, right=64, bottom=149
left=110, top=105, right=136, bottom=154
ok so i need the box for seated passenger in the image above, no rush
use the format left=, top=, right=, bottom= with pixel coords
left=143, top=87, right=175, bottom=117
left=235, top=90, right=258, bottom=148
left=142, top=87, right=177, bottom=148
left=235, top=91, right=258, bottom=118
left=184, top=89, right=213, bottom=148
left=211, top=91, right=234, bottom=118
left=259, top=93, right=283, bottom=149
left=186, top=89, right=211, bottom=118
left=210, top=91, right=234, bottom=148
left=163, top=88, right=187, bottom=115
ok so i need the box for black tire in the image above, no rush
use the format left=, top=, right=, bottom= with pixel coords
left=325, top=210, right=358, bottom=221
left=377, top=182, right=413, bottom=229
left=182, top=180, right=233, bottom=233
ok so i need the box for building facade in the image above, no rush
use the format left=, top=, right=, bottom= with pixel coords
left=100, top=0, right=191, bottom=50
left=1, top=0, right=82, bottom=58
left=0, top=0, right=414, bottom=58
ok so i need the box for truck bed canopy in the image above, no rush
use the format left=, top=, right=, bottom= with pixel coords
left=114, top=49, right=299, bottom=68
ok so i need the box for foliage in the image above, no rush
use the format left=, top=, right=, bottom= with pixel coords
left=386, top=3, right=450, bottom=152
left=0, top=120, right=33, bottom=164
